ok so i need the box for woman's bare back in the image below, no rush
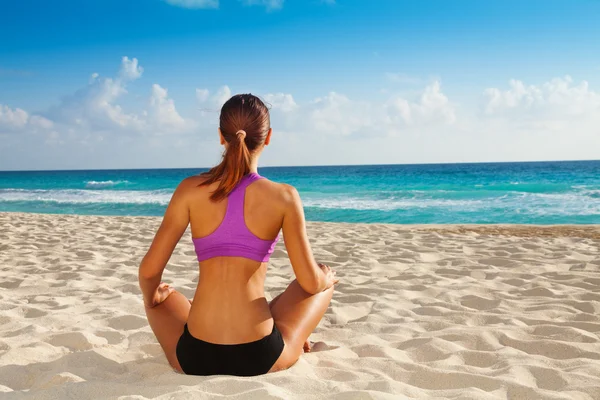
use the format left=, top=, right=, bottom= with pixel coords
left=183, top=175, right=286, bottom=344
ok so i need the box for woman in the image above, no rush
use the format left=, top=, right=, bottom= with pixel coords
left=138, top=94, right=338, bottom=376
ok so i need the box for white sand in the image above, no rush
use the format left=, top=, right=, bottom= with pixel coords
left=1, top=212, right=600, bottom=399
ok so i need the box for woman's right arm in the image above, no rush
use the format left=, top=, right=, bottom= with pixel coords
left=281, top=185, right=336, bottom=295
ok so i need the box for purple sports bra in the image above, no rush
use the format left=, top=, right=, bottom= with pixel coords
left=192, top=172, right=280, bottom=263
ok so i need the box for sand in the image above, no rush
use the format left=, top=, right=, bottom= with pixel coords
left=0, top=212, right=599, bottom=399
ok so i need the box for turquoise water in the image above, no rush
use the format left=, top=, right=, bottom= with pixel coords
left=1, top=161, right=599, bottom=224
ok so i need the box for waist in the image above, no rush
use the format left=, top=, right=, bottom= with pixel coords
left=187, top=296, right=274, bottom=344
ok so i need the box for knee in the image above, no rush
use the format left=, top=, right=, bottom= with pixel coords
left=292, top=279, right=336, bottom=298
left=270, top=346, right=301, bottom=373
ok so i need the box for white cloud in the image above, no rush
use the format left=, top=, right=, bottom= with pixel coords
left=29, top=115, right=54, bottom=129
left=118, top=56, right=143, bottom=80
left=42, top=57, right=191, bottom=136
left=241, top=0, right=284, bottom=11
left=47, top=57, right=146, bottom=131
left=484, top=76, right=600, bottom=117
left=0, top=105, right=29, bottom=129
left=263, top=93, right=297, bottom=112
left=4, top=62, right=600, bottom=171
left=0, top=104, right=53, bottom=132
left=308, top=92, right=374, bottom=136
left=386, top=81, right=456, bottom=126
left=148, top=84, right=187, bottom=131
left=264, top=83, right=456, bottom=139
left=164, top=0, right=219, bottom=9
left=212, top=85, right=232, bottom=108
left=196, top=85, right=233, bottom=110
left=482, top=76, right=600, bottom=139
left=195, top=88, right=210, bottom=102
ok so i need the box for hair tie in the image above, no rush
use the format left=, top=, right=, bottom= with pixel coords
left=236, top=130, right=247, bottom=139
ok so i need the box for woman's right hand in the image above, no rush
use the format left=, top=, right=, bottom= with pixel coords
left=318, top=263, right=339, bottom=290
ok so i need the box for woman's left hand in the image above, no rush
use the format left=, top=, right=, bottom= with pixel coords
left=144, top=282, right=175, bottom=308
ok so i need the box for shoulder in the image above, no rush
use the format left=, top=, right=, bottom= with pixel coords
left=179, top=174, right=208, bottom=189
left=257, top=179, right=301, bottom=206
left=170, top=174, right=208, bottom=201
left=279, top=183, right=301, bottom=203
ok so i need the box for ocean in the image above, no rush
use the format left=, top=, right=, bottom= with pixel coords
left=0, top=161, right=599, bottom=224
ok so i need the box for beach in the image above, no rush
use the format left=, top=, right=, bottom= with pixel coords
left=1, top=212, right=600, bottom=399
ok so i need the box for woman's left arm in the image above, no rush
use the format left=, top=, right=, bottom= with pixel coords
left=139, top=179, right=191, bottom=308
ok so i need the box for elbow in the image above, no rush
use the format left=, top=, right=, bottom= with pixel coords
left=138, top=258, right=159, bottom=281
left=298, top=281, right=319, bottom=295
left=297, top=273, right=324, bottom=295
left=138, top=268, right=154, bottom=282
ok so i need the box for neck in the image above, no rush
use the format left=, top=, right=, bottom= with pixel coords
left=248, top=157, right=259, bottom=174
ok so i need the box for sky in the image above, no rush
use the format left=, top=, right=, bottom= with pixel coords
left=1, top=0, right=599, bottom=170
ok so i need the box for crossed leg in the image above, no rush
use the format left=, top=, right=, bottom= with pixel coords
left=144, top=290, right=191, bottom=373
left=269, top=280, right=334, bottom=372
left=144, top=279, right=334, bottom=374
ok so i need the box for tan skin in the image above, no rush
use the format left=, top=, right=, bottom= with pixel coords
left=139, top=128, right=338, bottom=373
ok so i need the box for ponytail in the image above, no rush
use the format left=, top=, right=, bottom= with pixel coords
left=198, top=93, right=270, bottom=201
left=200, top=130, right=252, bottom=202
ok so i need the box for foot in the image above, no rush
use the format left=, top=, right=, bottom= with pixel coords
left=303, top=339, right=311, bottom=353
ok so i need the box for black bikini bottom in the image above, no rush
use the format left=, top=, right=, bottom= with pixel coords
left=176, top=323, right=285, bottom=376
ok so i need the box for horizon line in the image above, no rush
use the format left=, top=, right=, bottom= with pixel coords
left=1, top=158, right=599, bottom=173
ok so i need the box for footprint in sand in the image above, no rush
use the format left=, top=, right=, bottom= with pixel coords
left=95, top=330, right=126, bottom=345
left=107, top=315, right=147, bottom=330
left=75, top=250, right=95, bottom=259
left=502, top=278, right=527, bottom=287
left=460, top=295, right=501, bottom=311
left=4, top=324, right=41, bottom=338
left=47, top=331, right=106, bottom=351
left=460, top=350, right=500, bottom=368
left=24, top=307, right=48, bottom=318
left=56, top=272, right=80, bottom=280
left=0, top=279, right=24, bottom=289
left=31, top=372, right=85, bottom=390
left=519, top=287, right=557, bottom=297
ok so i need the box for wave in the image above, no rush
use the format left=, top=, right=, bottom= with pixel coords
left=303, top=191, right=600, bottom=216
left=84, top=180, right=130, bottom=188
left=303, top=197, right=484, bottom=211
left=579, top=189, right=600, bottom=199
left=0, top=188, right=171, bottom=205
left=1, top=188, right=598, bottom=218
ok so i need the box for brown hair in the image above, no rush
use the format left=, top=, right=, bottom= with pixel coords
left=199, top=94, right=271, bottom=202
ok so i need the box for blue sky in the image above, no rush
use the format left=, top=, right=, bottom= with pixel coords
left=1, top=0, right=599, bottom=170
